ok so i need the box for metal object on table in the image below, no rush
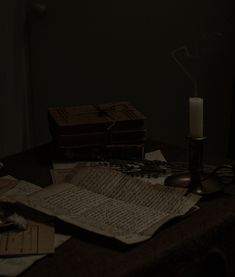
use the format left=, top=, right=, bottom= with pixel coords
left=165, top=137, right=224, bottom=196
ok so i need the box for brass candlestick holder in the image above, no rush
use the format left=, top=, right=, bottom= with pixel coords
left=165, top=136, right=224, bottom=196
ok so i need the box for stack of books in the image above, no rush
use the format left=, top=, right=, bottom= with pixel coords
left=48, top=101, right=146, bottom=160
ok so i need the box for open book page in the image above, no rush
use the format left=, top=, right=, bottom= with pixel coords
left=18, top=183, right=108, bottom=217
left=14, top=167, right=200, bottom=244
left=65, top=165, right=187, bottom=200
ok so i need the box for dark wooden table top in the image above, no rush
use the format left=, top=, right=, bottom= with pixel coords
left=1, top=141, right=235, bottom=277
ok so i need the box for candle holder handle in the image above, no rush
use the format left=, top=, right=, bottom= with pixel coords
left=165, top=136, right=224, bottom=196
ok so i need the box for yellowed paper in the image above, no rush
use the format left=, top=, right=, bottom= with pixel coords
left=0, top=220, right=54, bottom=256
left=0, top=233, right=70, bottom=277
left=0, top=176, right=70, bottom=276
left=13, top=166, right=200, bottom=244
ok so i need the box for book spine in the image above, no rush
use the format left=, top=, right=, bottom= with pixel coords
left=59, top=144, right=145, bottom=160
left=52, top=130, right=146, bottom=147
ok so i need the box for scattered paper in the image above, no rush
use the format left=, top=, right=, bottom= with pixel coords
left=0, top=220, right=55, bottom=256
left=0, top=176, right=41, bottom=199
left=0, top=233, right=70, bottom=277
left=50, top=169, right=70, bottom=184
left=145, top=150, right=167, bottom=162
left=0, top=176, right=70, bottom=277
left=13, top=166, right=200, bottom=244
left=51, top=150, right=168, bottom=185
left=52, top=150, right=166, bottom=171
left=141, top=150, right=168, bottom=185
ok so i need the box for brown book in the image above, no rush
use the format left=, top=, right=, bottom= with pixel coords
left=52, top=129, right=146, bottom=147
left=48, top=101, right=146, bottom=135
left=58, top=144, right=145, bottom=160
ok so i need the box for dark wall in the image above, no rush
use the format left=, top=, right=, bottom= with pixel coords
left=28, top=0, right=235, bottom=158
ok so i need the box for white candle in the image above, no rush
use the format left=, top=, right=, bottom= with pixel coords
left=189, top=97, right=203, bottom=138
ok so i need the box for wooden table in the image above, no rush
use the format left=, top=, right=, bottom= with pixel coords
left=1, top=142, right=234, bottom=277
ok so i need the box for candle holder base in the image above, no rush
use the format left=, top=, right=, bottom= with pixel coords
left=165, top=172, right=224, bottom=196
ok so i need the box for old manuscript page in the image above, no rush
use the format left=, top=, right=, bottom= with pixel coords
left=0, top=176, right=71, bottom=277
left=13, top=166, right=200, bottom=244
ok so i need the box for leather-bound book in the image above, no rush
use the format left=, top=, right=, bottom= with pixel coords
left=48, top=101, right=146, bottom=159
left=48, top=101, right=146, bottom=135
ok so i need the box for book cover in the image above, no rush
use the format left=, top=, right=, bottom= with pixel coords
left=48, top=101, right=146, bottom=135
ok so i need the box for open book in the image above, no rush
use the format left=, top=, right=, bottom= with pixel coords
left=8, top=166, right=200, bottom=244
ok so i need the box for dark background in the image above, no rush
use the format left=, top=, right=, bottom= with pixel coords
left=2, top=0, right=235, bottom=158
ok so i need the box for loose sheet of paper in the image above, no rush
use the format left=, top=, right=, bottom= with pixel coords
left=0, top=220, right=54, bottom=256
left=0, top=176, right=71, bottom=277
left=0, top=233, right=70, bottom=277
left=0, top=176, right=41, bottom=201
left=145, top=150, right=167, bottom=162
left=14, top=166, right=200, bottom=244
left=141, top=149, right=169, bottom=185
